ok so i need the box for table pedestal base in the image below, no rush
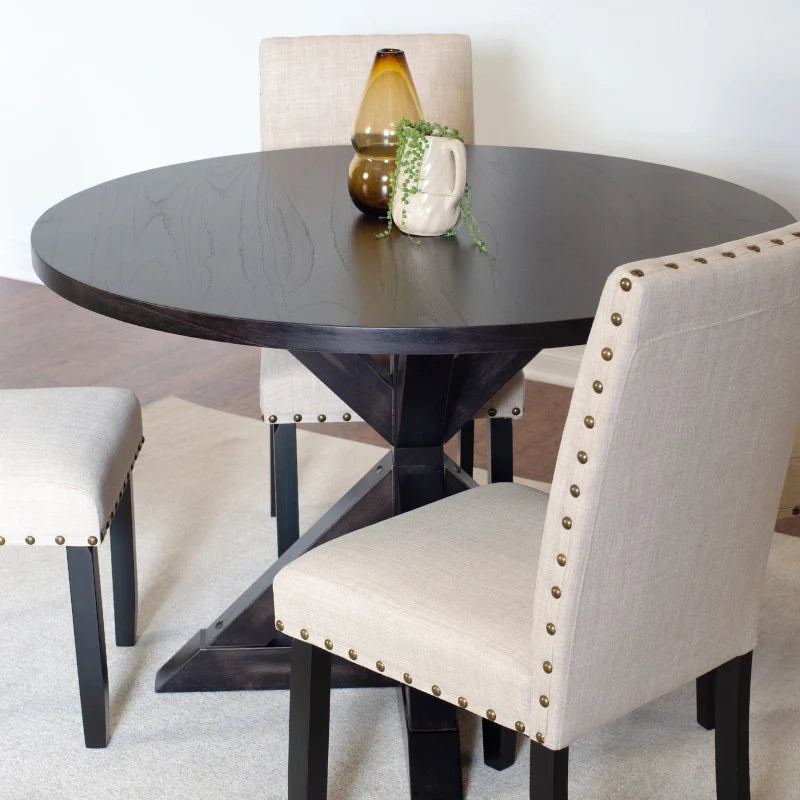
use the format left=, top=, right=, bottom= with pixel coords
left=157, top=351, right=538, bottom=795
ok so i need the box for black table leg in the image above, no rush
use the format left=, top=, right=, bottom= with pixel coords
left=156, top=453, right=396, bottom=692
left=156, top=349, right=538, bottom=796
left=390, top=354, right=465, bottom=797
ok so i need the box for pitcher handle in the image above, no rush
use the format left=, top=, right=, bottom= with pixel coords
left=444, top=138, right=467, bottom=213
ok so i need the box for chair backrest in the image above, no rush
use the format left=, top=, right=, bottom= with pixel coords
left=531, top=224, right=800, bottom=750
left=259, top=34, right=474, bottom=150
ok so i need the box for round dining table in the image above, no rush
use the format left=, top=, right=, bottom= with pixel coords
left=30, top=144, right=794, bottom=796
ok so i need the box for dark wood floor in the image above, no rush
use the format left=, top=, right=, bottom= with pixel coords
left=3, top=276, right=797, bottom=532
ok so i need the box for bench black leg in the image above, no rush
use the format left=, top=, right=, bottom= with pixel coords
left=714, top=651, right=752, bottom=800
left=66, top=545, right=109, bottom=748
left=487, top=417, right=513, bottom=483
left=269, top=422, right=277, bottom=518
left=110, top=479, right=137, bottom=647
left=459, top=421, right=474, bottom=477
left=482, top=415, right=518, bottom=769
left=274, top=423, right=300, bottom=557
left=483, top=718, right=518, bottom=770
left=697, top=669, right=716, bottom=730
left=530, top=740, right=568, bottom=800
left=289, top=640, right=331, bottom=800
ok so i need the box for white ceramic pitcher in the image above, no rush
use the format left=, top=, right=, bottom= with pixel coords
left=391, top=135, right=467, bottom=236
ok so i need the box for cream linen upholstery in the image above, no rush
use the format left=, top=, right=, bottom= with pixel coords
left=0, top=386, right=142, bottom=748
left=260, top=350, right=526, bottom=423
left=260, top=34, right=474, bottom=151
left=0, top=387, right=143, bottom=546
left=258, top=34, right=524, bottom=424
left=274, top=224, right=800, bottom=753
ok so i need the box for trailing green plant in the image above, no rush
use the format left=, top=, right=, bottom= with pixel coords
left=376, top=118, right=487, bottom=253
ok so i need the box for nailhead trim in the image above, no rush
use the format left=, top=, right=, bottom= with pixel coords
left=533, top=228, right=800, bottom=746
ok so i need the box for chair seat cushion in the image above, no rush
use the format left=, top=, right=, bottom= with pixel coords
left=0, top=388, right=143, bottom=546
left=274, top=482, right=547, bottom=732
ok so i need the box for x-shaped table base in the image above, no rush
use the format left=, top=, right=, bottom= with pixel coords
left=156, top=349, right=538, bottom=797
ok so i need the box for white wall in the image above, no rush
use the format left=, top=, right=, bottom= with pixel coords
left=3, top=0, right=799, bottom=282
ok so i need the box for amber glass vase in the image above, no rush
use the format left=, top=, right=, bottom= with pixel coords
left=348, top=48, right=423, bottom=216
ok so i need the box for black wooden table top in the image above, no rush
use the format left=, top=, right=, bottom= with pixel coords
left=31, top=145, right=793, bottom=354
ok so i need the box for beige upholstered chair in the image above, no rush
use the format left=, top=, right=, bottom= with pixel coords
left=274, top=224, right=800, bottom=798
left=259, top=34, right=525, bottom=554
left=0, top=387, right=143, bottom=748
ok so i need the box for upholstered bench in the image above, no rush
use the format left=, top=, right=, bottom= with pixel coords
left=0, top=387, right=143, bottom=747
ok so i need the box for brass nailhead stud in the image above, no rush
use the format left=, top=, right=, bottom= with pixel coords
left=611, top=312, right=622, bottom=326
left=543, top=661, right=553, bottom=674
left=619, top=277, right=632, bottom=291
left=25, top=536, right=35, bottom=545
left=300, top=628, right=309, bottom=640
left=601, top=347, right=613, bottom=361
left=317, top=414, right=327, bottom=423
left=577, top=450, right=588, bottom=464
left=551, top=586, right=562, bottom=599
left=486, top=709, right=497, bottom=722
left=511, top=407, right=521, bottom=416
left=515, top=721, right=526, bottom=733
left=293, top=414, right=302, bottom=422
left=557, top=553, right=567, bottom=567
left=562, top=516, right=572, bottom=530
left=694, top=257, right=708, bottom=264
left=275, top=620, right=285, bottom=632
left=324, top=639, right=334, bottom=650
left=55, top=536, right=65, bottom=545
left=570, top=484, right=580, bottom=497
left=376, top=661, right=386, bottom=672
left=487, top=408, right=498, bottom=417
left=793, top=232, right=800, bottom=238
left=348, top=649, right=358, bottom=661
left=592, top=380, right=603, bottom=394
left=403, top=673, right=413, bottom=684
left=343, top=413, right=352, bottom=422
left=584, top=416, right=594, bottom=429
left=432, top=685, right=442, bottom=697
left=458, top=697, right=468, bottom=709
left=87, top=536, right=98, bottom=546
left=539, top=695, right=550, bottom=708
left=747, top=245, right=761, bottom=252
left=772, top=239, right=785, bottom=245
left=630, top=269, right=645, bottom=277
left=722, top=251, right=736, bottom=258
left=546, top=623, right=556, bottom=635
left=663, top=262, right=678, bottom=269
left=0, top=537, right=5, bottom=545
left=536, top=732, right=545, bottom=744
left=268, top=415, right=278, bottom=423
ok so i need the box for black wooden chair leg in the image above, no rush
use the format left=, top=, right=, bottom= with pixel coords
left=66, top=546, right=110, bottom=748
left=289, top=641, right=331, bottom=800
left=530, top=740, right=568, bottom=800
left=697, top=669, right=716, bottom=730
left=404, top=686, right=464, bottom=799
left=459, top=420, right=474, bottom=477
left=714, top=651, right=752, bottom=800
left=274, top=423, right=300, bottom=557
left=483, top=718, right=518, bottom=770
left=487, top=417, right=513, bottom=483
left=110, top=479, right=137, bottom=647
left=269, top=422, right=277, bottom=518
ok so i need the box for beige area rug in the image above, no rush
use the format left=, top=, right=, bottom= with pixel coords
left=1, top=397, right=800, bottom=799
